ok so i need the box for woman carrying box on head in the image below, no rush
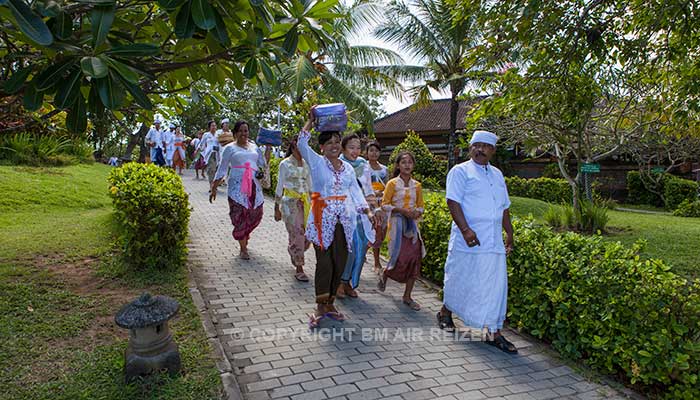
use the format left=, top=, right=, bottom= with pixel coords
left=297, top=106, right=375, bottom=328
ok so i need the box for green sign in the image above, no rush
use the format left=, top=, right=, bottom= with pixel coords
left=580, top=163, right=601, bottom=173
left=652, top=166, right=665, bottom=174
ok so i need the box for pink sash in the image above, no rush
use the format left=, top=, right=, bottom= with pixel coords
left=233, top=162, right=256, bottom=197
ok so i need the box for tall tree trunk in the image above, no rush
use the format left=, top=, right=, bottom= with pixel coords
left=447, top=95, right=459, bottom=170
left=124, top=123, right=148, bottom=162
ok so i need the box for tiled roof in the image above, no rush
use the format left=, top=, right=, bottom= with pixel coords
left=374, top=98, right=481, bottom=134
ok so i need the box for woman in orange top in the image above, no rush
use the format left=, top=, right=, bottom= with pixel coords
left=377, top=151, right=426, bottom=311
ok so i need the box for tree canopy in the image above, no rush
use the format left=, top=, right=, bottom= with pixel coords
left=0, top=0, right=342, bottom=133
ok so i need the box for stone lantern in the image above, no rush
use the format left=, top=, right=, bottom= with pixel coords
left=115, top=292, right=181, bottom=382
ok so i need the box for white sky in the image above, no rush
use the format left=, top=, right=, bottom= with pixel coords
left=347, top=9, right=450, bottom=115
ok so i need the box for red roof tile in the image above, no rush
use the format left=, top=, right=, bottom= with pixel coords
left=374, top=98, right=480, bottom=134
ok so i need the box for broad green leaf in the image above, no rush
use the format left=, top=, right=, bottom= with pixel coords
left=23, top=82, right=44, bottom=111
left=87, top=83, right=105, bottom=117
left=3, top=66, right=32, bottom=94
left=95, top=74, right=125, bottom=109
left=55, top=69, right=82, bottom=109
left=243, top=57, right=257, bottom=79
left=113, top=73, right=152, bottom=110
left=66, top=94, right=87, bottom=133
left=282, top=28, right=298, bottom=57
left=106, top=58, right=139, bottom=83
left=7, top=0, right=54, bottom=46
left=34, top=59, right=76, bottom=91
left=91, top=4, right=115, bottom=47
left=225, top=64, right=245, bottom=89
left=260, top=59, right=274, bottom=83
left=106, top=43, right=160, bottom=57
left=175, top=0, right=195, bottom=39
left=81, top=56, right=108, bottom=78
left=191, top=0, right=216, bottom=30
left=53, top=11, right=72, bottom=39
left=157, top=0, right=187, bottom=10
left=212, top=10, right=230, bottom=46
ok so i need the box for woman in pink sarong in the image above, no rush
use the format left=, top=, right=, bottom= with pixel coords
left=209, top=121, right=271, bottom=260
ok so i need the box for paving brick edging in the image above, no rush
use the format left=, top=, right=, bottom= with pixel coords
left=188, top=267, right=243, bottom=400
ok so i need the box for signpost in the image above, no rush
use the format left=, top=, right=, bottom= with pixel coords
left=580, top=163, right=600, bottom=200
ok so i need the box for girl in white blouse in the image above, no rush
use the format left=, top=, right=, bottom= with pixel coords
left=274, top=135, right=313, bottom=282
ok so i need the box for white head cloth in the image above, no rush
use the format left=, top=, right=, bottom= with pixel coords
left=221, top=118, right=230, bottom=124
left=154, top=117, right=162, bottom=124
left=169, top=123, right=176, bottom=129
left=469, top=130, right=498, bottom=146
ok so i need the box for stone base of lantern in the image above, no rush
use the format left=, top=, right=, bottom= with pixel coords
left=124, top=341, right=181, bottom=382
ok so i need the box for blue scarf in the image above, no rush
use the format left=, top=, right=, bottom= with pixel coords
left=340, top=155, right=367, bottom=179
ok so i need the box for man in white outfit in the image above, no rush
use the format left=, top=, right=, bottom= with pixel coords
left=437, top=130, right=517, bottom=354
left=145, top=117, right=165, bottom=166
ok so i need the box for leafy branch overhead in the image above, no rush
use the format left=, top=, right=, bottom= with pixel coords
left=0, top=0, right=342, bottom=132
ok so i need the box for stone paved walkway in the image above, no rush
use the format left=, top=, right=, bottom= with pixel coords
left=184, top=170, right=631, bottom=400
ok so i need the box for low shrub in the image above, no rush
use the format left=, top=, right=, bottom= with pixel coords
left=419, top=192, right=700, bottom=398
left=108, top=163, right=190, bottom=270
left=540, top=202, right=609, bottom=233
left=673, top=199, right=700, bottom=218
left=664, top=177, right=699, bottom=211
left=418, top=192, right=451, bottom=282
left=627, top=171, right=698, bottom=210
left=0, top=132, right=89, bottom=166
left=264, top=155, right=281, bottom=197
left=389, top=130, right=447, bottom=187
left=505, top=176, right=573, bottom=204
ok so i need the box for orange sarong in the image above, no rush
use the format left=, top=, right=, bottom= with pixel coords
left=311, top=192, right=347, bottom=250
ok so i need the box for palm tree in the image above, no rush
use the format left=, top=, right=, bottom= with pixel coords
left=375, top=0, right=484, bottom=168
left=282, top=0, right=421, bottom=126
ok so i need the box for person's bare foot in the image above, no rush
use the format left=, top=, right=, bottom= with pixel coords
left=336, top=285, right=346, bottom=299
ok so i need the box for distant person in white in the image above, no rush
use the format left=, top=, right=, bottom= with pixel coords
left=198, top=120, right=220, bottom=187
left=437, top=130, right=517, bottom=354
left=145, top=117, right=165, bottom=166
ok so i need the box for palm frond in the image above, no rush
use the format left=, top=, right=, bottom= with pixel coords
left=281, top=55, right=319, bottom=100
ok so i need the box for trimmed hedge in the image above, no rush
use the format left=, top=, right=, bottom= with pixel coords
left=665, top=177, right=699, bottom=211
left=419, top=192, right=700, bottom=398
left=389, top=130, right=447, bottom=189
left=673, top=199, right=700, bottom=217
left=264, top=155, right=281, bottom=197
left=626, top=171, right=698, bottom=210
left=108, top=163, right=190, bottom=270
left=505, top=176, right=573, bottom=204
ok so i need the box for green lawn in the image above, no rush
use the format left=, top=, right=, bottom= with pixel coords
left=0, top=164, right=221, bottom=400
left=510, top=196, right=700, bottom=279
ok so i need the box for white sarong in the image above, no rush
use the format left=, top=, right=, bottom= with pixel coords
left=443, top=250, right=507, bottom=333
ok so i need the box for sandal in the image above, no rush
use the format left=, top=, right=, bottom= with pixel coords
left=239, top=251, right=250, bottom=260
left=436, top=312, right=456, bottom=332
left=324, top=311, right=347, bottom=321
left=486, top=335, right=518, bottom=354
left=403, top=299, right=421, bottom=311
left=346, top=287, right=358, bottom=298
left=295, top=272, right=309, bottom=282
left=308, top=313, right=324, bottom=329
left=377, top=276, right=386, bottom=292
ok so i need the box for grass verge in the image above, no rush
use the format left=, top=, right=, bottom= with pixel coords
left=0, top=164, right=221, bottom=400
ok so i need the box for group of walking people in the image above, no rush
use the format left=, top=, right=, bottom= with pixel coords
left=145, top=117, right=187, bottom=173
left=204, top=107, right=518, bottom=354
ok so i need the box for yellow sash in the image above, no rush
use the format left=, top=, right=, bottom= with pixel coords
left=283, top=188, right=311, bottom=226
